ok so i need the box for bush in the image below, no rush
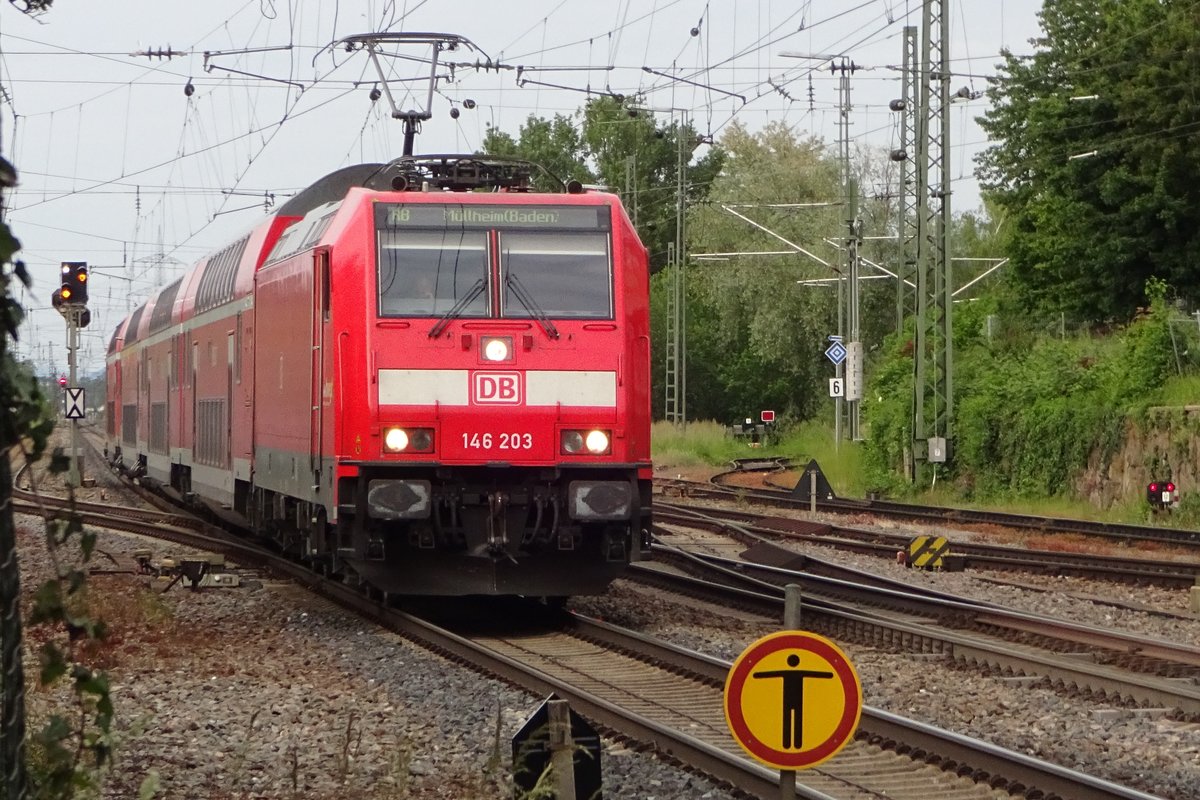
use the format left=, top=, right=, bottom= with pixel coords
left=863, top=299, right=1179, bottom=502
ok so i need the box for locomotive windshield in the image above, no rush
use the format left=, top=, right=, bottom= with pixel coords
left=377, top=228, right=489, bottom=317
left=500, top=232, right=611, bottom=318
left=375, top=203, right=613, bottom=320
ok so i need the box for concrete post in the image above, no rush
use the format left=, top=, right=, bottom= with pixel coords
left=548, top=699, right=576, bottom=799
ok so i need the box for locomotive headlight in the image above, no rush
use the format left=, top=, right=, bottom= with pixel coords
left=585, top=430, right=610, bottom=454
left=482, top=336, right=512, bottom=362
left=381, top=427, right=435, bottom=454
left=561, top=429, right=611, bottom=455
left=383, top=427, right=409, bottom=452
left=560, top=430, right=584, bottom=454
left=410, top=428, right=433, bottom=451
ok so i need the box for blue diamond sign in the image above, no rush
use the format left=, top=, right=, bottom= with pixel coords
left=824, top=340, right=847, bottom=366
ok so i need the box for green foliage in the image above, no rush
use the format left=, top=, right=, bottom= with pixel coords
left=651, top=419, right=748, bottom=467
left=672, top=122, right=844, bottom=422
left=481, top=102, right=935, bottom=429
left=773, top=420, right=867, bottom=498
left=1164, top=489, right=1200, bottom=527
left=481, top=95, right=726, bottom=272
left=1156, top=374, right=1200, bottom=407
left=977, top=0, right=1200, bottom=322
left=481, top=114, right=594, bottom=191
left=1, top=144, right=113, bottom=797
left=864, top=296, right=1183, bottom=500
left=860, top=325, right=917, bottom=493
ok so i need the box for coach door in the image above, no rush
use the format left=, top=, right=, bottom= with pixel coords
left=310, top=247, right=330, bottom=476
left=227, top=332, right=235, bottom=467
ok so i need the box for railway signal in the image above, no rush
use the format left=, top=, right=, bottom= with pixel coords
left=53, top=260, right=91, bottom=486
left=53, top=261, right=91, bottom=328
left=60, top=261, right=89, bottom=305
left=1147, top=481, right=1177, bottom=510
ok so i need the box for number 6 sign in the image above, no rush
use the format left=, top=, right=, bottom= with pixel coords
left=828, top=378, right=844, bottom=398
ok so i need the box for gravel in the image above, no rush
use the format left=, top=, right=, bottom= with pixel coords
left=13, top=452, right=1199, bottom=799
left=14, top=510, right=747, bottom=800
left=602, top=500, right=1200, bottom=800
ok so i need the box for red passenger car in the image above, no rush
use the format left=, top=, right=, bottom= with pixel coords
left=107, top=156, right=653, bottom=596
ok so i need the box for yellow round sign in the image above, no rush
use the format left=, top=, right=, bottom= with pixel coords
left=723, top=630, right=862, bottom=770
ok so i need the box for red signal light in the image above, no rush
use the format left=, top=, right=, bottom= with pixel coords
left=1167, top=482, right=1176, bottom=493
left=1148, top=482, right=1158, bottom=492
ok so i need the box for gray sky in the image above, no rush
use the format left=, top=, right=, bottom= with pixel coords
left=0, top=0, right=1044, bottom=376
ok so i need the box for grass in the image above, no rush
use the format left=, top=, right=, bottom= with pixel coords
left=650, top=418, right=1176, bottom=526
left=1155, top=373, right=1200, bottom=407
left=651, top=419, right=750, bottom=468
left=651, top=419, right=866, bottom=493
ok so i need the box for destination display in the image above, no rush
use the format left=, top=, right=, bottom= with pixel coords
left=375, top=203, right=610, bottom=231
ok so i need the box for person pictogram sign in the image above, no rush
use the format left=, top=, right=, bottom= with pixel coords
left=724, top=630, right=861, bottom=770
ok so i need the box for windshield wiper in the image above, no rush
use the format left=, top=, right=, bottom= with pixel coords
left=428, top=277, right=486, bottom=338
left=506, top=273, right=560, bottom=340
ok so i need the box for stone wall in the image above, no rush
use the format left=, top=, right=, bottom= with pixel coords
left=1077, top=406, right=1200, bottom=509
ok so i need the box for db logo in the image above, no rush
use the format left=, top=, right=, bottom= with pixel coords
left=472, top=372, right=522, bottom=404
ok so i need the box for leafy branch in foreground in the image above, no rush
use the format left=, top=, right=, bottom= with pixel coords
left=1, top=146, right=114, bottom=799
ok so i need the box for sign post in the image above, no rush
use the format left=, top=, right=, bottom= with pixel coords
left=512, top=694, right=601, bottom=799
left=66, top=306, right=82, bottom=487
left=724, top=612, right=861, bottom=794
left=824, top=335, right=847, bottom=450
left=53, top=262, right=90, bottom=487
left=781, top=585, right=801, bottom=797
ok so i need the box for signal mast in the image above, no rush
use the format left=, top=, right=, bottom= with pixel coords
left=51, top=261, right=90, bottom=486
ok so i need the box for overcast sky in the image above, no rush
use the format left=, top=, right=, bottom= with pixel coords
left=0, top=0, right=1043, bottom=376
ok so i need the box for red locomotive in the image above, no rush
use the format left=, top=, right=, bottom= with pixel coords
left=106, top=156, right=653, bottom=596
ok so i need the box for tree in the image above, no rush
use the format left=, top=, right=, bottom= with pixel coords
left=481, top=96, right=726, bottom=272
left=3, top=6, right=118, bottom=798
left=1, top=167, right=36, bottom=800
left=480, top=113, right=594, bottom=192
left=681, top=121, right=845, bottom=422
left=976, top=0, right=1200, bottom=323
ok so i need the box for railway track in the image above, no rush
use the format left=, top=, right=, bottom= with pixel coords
left=10, top=441, right=234, bottom=553
left=10, top=438, right=1175, bottom=798
left=656, top=499, right=1200, bottom=587
left=636, top=541, right=1200, bottom=718
left=684, top=460, right=1200, bottom=550
left=407, top=609, right=1164, bottom=800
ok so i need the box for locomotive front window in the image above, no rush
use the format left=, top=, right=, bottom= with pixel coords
left=500, top=232, right=612, bottom=319
left=377, top=229, right=489, bottom=317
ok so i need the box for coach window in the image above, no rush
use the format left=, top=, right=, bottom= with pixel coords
left=500, top=231, right=612, bottom=319
left=377, top=229, right=489, bottom=317
left=235, top=313, right=243, bottom=383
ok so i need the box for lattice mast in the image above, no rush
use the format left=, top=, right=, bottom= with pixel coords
left=913, top=0, right=953, bottom=465
left=895, top=25, right=920, bottom=332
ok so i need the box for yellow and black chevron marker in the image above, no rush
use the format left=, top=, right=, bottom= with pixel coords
left=906, top=535, right=951, bottom=569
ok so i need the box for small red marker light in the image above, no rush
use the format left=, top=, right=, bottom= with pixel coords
left=1167, top=482, right=1176, bottom=493
left=1149, top=483, right=1158, bottom=493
